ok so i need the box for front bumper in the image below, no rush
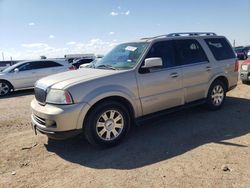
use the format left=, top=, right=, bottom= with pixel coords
left=31, top=123, right=82, bottom=140
left=240, top=71, right=250, bottom=81
left=31, top=99, right=90, bottom=139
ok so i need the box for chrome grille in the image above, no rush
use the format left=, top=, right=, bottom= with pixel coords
left=33, top=114, right=46, bottom=126
left=34, top=87, right=47, bottom=104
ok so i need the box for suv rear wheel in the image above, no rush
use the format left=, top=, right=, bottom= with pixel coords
left=84, top=101, right=130, bottom=147
left=0, top=81, right=12, bottom=96
left=206, top=80, right=226, bottom=110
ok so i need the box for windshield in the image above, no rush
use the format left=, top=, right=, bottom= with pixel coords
left=94, top=42, right=149, bottom=70
left=1, top=62, right=24, bottom=73
left=235, top=48, right=244, bottom=53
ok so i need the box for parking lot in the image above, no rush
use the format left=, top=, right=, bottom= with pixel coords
left=0, top=81, right=250, bottom=187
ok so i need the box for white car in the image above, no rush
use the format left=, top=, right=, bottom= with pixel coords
left=79, top=58, right=102, bottom=69
left=0, top=59, right=73, bottom=96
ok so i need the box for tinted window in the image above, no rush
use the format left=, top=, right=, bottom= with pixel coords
left=42, top=61, right=63, bottom=68
left=205, top=38, right=235, bottom=61
left=145, top=40, right=176, bottom=68
left=18, top=62, right=33, bottom=71
left=175, top=39, right=208, bottom=65
left=18, top=61, right=62, bottom=71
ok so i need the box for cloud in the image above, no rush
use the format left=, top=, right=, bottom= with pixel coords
left=110, top=11, right=119, bottom=16
left=124, top=10, right=130, bottom=16
left=109, top=32, right=115, bottom=35
left=110, top=10, right=130, bottom=16
left=6, top=39, right=119, bottom=60
left=49, top=35, right=55, bottom=39
left=66, top=41, right=77, bottom=45
left=28, top=22, right=35, bottom=26
left=21, top=43, right=49, bottom=48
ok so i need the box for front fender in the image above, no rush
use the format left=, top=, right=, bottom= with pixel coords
left=82, top=85, right=142, bottom=118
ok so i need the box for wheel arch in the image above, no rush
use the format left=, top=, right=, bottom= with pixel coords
left=81, top=96, right=135, bottom=129
left=0, top=79, right=14, bottom=90
left=205, top=75, right=229, bottom=97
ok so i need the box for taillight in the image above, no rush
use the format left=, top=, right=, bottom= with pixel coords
left=69, top=65, right=76, bottom=70
left=234, top=60, right=239, bottom=72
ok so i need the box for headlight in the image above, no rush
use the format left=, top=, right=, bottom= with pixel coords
left=46, top=89, right=74, bottom=105
left=241, top=64, right=249, bottom=71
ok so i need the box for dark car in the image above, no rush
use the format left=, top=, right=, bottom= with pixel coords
left=234, top=47, right=248, bottom=60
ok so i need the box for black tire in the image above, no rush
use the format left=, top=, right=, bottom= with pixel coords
left=206, top=80, right=226, bottom=111
left=0, top=81, right=12, bottom=96
left=84, top=100, right=131, bottom=147
left=242, top=80, right=249, bottom=85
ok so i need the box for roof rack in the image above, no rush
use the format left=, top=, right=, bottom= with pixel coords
left=141, top=32, right=217, bottom=40
left=167, top=32, right=217, bottom=37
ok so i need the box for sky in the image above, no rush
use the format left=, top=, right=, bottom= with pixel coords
left=0, top=0, right=250, bottom=60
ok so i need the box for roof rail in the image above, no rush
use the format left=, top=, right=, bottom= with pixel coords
left=141, top=32, right=217, bottom=40
left=167, top=32, right=217, bottom=37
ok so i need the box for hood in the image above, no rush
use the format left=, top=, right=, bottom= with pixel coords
left=243, top=59, right=250, bottom=65
left=35, top=68, right=121, bottom=90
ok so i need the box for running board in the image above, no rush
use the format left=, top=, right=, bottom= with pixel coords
left=136, top=99, right=206, bottom=125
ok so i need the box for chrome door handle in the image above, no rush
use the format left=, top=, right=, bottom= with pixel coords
left=170, top=73, right=179, bottom=78
left=206, top=66, right=212, bottom=71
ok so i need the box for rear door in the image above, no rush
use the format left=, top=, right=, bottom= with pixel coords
left=175, top=39, right=212, bottom=103
left=137, top=40, right=184, bottom=115
left=35, top=61, right=66, bottom=80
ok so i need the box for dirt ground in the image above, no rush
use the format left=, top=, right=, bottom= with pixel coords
left=0, top=81, right=250, bottom=187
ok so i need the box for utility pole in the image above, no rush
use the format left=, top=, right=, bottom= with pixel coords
left=1, top=52, right=4, bottom=61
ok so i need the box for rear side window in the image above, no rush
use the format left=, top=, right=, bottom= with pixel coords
left=175, top=39, right=208, bottom=65
left=42, top=61, right=63, bottom=68
left=205, top=38, right=235, bottom=61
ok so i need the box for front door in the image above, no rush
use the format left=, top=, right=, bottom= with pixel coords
left=11, top=62, right=38, bottom=89
left=136, top=40, right=184, bottom=115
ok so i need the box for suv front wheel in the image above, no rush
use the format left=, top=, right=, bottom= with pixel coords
left=84, top=101, right=131, bottom=147
left=206, top=80, right=226, bottom=110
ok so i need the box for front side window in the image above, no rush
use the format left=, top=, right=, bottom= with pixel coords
left=175, top=39, right=208, bottom=65
left=18, top=62, right=34, bottom=71
left=94, top=42, right=149, bottom=70
left=145, top=40, right=176, bottom=68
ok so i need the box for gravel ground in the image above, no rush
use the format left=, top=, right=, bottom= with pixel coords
left=0, top=82, right=250, bottom=188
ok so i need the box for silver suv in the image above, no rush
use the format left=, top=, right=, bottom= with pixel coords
left=31, top=32, right=238, bottom=147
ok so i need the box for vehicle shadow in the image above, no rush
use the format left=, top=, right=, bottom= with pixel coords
left=0, top=89, right=34, bottom=99
left=45, top=96, right=250, bottom=170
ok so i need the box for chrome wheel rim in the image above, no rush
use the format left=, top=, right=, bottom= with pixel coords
left=211, top=85, right=224, bottom=106
left=0, top=82, right=10, bottom=96
left=96, top=110, right=124, bottom=141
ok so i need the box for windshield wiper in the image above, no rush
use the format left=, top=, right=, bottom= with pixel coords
left=95, top=64, right=117, bottom=70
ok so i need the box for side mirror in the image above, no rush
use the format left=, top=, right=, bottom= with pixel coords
left=14, top=68, right=19, bottom=73
left=142, top=58, right=163, bottom=69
